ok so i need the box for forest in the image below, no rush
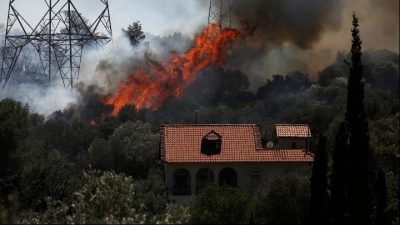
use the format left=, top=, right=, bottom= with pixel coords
left=0, top=12, right=399, bottom=225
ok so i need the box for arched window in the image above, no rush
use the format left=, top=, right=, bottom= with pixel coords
left=173, top=168, right=191, bottom=196
left=196, top=168, right=215, bottom=194
left=219, top=168, right=238, bottom=187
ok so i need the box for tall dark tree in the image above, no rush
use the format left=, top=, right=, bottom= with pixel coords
left=345, top=13, right=372, bottom=224
left=329, top=122, right=348, bottom=224
left=309, top=136, right=328, bottom=224
left=122, top=21, right=145, bottom=46
left=375, top=169, right=388, bottom=225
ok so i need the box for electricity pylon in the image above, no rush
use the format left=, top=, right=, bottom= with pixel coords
left=207, top=0, right=232, bottom=29
left=0, top=0, right=112, bottom=88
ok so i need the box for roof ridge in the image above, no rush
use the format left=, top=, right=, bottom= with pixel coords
left=275, top=124, right=310, bottom=126
left=162, top=124, right=258, bottom=126
left=257, top=148, right=308, bottom=151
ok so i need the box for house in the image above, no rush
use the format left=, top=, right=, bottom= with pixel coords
left=160, top=124, right=314, bottom=205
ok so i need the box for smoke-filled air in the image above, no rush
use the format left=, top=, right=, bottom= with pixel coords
left=0, top=0, right=398, bottom=116
left=0, top=0, right=399, bottom=224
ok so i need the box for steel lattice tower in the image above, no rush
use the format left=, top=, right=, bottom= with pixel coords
left=0, top=0, right=112, bottom=88
left=207, top=0, right=231, bottom=29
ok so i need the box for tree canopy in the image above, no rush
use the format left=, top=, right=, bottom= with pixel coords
left=122, top=21, right=146, bottom=46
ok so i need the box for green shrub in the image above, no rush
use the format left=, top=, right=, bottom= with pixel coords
left=189, top=184, right=251, bottom=224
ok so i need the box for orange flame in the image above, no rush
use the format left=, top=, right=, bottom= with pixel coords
left=104, top=24, right=240, bottom=116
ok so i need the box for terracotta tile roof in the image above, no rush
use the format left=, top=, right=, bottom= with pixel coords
left=275, top=124, right=311, bottom=138
left=160, top=124, right=314, bottom=163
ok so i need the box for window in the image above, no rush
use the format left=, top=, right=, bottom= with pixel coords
left=219, top=168, right=238, bottom=187
left=201, top=130, right=222, bottom=155
left=292, top=141, right=297, bottom=148
left=173, top=169, right=191, bottom=196
left=196, top=168, right=214, bottom=194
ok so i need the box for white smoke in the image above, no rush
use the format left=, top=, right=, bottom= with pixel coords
left=79, top=34, right=136, bottom=93
left=0, top=82, right=79, bottom=117
left=0, top=37, right=133, bottom=117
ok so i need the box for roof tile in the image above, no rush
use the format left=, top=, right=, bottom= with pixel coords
left=275, top=124, right=311, bottom=138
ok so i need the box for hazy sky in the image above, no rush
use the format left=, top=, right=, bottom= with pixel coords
left=0, top=0, right=208, bottom=37
left=0, top=0, right=398, bottom=52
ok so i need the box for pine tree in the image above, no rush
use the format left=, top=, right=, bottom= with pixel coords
left=345, top=13, right=372, bottom=224
left=329, top=122, right=348, bottom=224
left=309, top=136, right=328, bottom=224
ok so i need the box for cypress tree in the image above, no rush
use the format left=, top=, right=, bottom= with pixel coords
left=309, top=136, right=328, bottom=224
left=329, top=122, right=348, bottom=224
left=345, top=13, right=372, bottom=224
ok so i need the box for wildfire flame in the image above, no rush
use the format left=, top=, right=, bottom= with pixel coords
left=103, top=24, right=240, bottom=116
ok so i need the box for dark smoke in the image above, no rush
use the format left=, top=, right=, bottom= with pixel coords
left=231, top=0, right=343, bottom=48
left=60, top=83, right=112, bottom=121
left=214, top=0, right=345, bottom=87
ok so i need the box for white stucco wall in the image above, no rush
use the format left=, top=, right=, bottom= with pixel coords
left=165, top=162, right=312, bottom=205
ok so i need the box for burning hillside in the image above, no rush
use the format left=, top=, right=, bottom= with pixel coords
left=103, top=24, right=240, bottom=115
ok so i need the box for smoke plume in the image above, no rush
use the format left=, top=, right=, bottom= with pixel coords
left=224, top=0, right=398, bottom=86
left=230, top=0, right=343, bottom=48
left=0, top=83, right=78, bottom=117
left=217, top=0, right=343, bottom=88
